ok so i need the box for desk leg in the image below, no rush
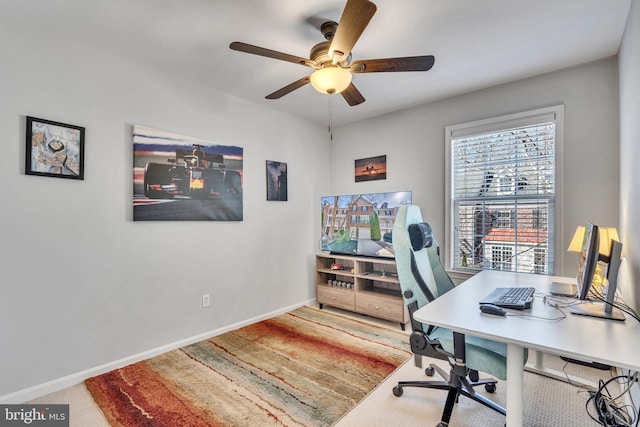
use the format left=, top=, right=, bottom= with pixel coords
left=506, top=343, right=524, bottom=426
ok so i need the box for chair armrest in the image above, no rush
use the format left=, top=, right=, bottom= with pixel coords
left=409, top=330, right=453, bottom=361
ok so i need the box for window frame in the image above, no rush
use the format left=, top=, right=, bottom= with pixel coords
left=444, top=105, right=565, bottom=276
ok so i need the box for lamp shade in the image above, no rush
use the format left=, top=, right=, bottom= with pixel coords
left=567, top=225, right=619, bottom=256
left=598, top=227, right=620, bottom=256
left=567, top=225, right=586, bottom=253
left=309, top=66, right=352, bottom=94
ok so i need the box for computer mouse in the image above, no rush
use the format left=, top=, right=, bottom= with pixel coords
left=479, top=304, right=507, bottom=316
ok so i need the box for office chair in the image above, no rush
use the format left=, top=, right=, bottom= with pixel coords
left=392, top=205, right=520, bottom=427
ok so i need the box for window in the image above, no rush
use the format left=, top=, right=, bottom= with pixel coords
left=445, top=106, right=562, bottom=275
left=491, top=245, right=513, bottom=271
left=495, top=210, right=512, bottom=228
left=534, top=248, right=547, bottom=275
left=533, top=209, right=548, bottom=231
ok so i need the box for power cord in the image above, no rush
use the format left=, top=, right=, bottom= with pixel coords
left=538, top=289, right=640, bottom=324
left=588, top=287, right=640, bottom=324
left=586, top=373, right=639, bottom=426
left=504, top=293, right=567, bottom=321
left=541, top=292, right=581, bottom=309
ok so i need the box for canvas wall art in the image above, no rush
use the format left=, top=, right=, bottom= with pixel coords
left=133, top=125, right=243, bottom=221
left=266, top=160, right=287, bottom=201
left=355, top=155, right=386, bottom=182
left=25, top=116, right=85, bottom=180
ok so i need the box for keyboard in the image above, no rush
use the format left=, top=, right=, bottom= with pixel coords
left=479, top=287, right=536, bottom=310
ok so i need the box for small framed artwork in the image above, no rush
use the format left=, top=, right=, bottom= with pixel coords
left=355, top=154, right=386, bottom=182
left=25, top=116, right=85, bottom=180
left=266, top=160, right=287, bottom=201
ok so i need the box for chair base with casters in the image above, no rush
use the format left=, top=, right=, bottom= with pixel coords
left=392, top=302, right=506, bottom=427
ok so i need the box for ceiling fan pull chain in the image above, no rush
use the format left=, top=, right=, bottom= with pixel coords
left=329, top=93, right=333, bottom=140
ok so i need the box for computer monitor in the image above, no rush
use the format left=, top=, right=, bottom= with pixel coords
left=570, top=236, right=625, bottom=321
left=574, top=223, right=599, bottom=301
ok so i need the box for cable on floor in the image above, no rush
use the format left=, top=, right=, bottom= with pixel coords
left=586, top=373, right=639, bottom=426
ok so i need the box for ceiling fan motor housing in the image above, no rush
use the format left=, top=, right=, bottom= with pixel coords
left=310, top=41, right=351, bottom=67
left=310, top=41, right=332, bottom=66
left=310, top=21, right=351, bottom=67
left=321, top=21, right=338, bottom=40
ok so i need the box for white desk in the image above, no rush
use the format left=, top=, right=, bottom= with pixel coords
left=412, top=270, right=640, bottom=426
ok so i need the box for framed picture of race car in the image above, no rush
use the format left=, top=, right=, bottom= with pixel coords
left=25, top=116, right=85, bottom=180
left=133, top=125, right=243, bottom=221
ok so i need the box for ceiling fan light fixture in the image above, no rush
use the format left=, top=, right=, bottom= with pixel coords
left=309, top=66, right=352, bottom=94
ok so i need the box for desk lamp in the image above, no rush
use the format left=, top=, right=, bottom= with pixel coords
left=568, top=225, right=620, bottom=287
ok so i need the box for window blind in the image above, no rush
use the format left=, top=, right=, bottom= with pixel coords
left=451, top=122, right=556, bottom=274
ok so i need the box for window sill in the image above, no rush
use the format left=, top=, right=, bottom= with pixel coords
left=446, top=269, right=478, bottom=285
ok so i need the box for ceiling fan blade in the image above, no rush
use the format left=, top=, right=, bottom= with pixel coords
left=341, top=83, right=365, bottom=106
left=351, top=55, right=435, bottom=73
left=265, top=76, right=311, bottom=99
left=230, top=42, right=314, bottom=68
left=329, top=0, right=377, bottom=64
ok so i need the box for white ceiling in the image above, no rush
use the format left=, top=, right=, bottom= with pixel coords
left=0, top=0, right=632, bottom=126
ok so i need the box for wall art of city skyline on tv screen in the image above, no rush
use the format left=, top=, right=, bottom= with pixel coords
left=320, top=191, right=412, bottom=258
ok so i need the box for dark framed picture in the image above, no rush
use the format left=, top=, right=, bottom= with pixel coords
left=355, top=154, right=386, bottom=182
left=25, top=116, right=85, bottom=180
left=266, top=160, right=287, bottom=201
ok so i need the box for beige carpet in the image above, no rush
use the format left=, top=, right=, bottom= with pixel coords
left=30, top=306, right=610, bottom=426
left=336, top=353, right=604, bottom=426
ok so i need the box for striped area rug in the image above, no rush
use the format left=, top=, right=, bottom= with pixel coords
left=85, top=306, right=411, bottom=426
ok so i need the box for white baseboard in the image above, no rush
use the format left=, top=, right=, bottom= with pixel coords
left=0, top=300, right=315, bottom=404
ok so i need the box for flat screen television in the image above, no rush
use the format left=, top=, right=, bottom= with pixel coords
left=320, top=191, right=412, bottom=259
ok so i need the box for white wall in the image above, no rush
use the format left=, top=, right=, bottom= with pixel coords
left=0, top=18, right=329, bottom=400
left=616, top=0, right=639, bottom=405
left=619, top=0, right=640, bottom=314
left=332, top=58, right=620, bottom=278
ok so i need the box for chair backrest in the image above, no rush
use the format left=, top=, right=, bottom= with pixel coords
left=426, top=241, right=455, bottom=298
left=393, top=205, right=454, bottom=328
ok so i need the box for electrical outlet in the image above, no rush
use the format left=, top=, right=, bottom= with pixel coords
left=202, top=294, right=210, bottom=308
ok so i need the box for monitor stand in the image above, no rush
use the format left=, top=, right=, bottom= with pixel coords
left=569, top=303, right=625, bottom=321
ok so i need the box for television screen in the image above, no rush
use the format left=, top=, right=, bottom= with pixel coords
left=320, top=191, right=412, bottom=258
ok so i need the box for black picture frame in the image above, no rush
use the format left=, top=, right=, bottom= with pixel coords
left=25, top=116, right=85, bottom=180
left=266, top=160, right=287, bottom=201
left=355, top=154, right=386, bottom=182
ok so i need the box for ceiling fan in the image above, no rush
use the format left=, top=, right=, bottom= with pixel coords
left=229, top=0, right=435, bottom=106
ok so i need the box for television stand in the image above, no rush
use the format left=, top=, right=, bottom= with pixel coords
left=315, top=253, right=408, bottom=330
